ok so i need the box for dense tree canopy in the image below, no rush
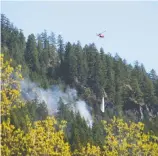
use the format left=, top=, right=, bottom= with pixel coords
left=1, top=14, right=158, bottom=155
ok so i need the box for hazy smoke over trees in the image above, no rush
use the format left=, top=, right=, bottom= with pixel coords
left=20, top=79, right=93, bottom=127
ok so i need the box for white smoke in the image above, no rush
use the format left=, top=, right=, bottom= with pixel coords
left=20, top=79, right=93, bottom=127
left=75, top=101, right=93, bottom=127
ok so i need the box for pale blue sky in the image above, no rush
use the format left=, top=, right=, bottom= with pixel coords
left=1, top=1, right=158, bottom=73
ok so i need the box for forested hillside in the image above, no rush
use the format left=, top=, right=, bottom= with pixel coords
left=1, top=14, right=158, bottom=155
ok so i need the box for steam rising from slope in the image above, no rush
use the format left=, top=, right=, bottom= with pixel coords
left=20, top=79, right=93, bottom=127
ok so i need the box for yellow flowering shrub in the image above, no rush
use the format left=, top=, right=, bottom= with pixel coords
left=0, top=54, right=23, bottom=116
left=24, top=116, right=71, bottom=156
left=0, top=119, right=25, bottom=156
left=1, top=117, right=71, bottom=156
left=102, top=116, right=158, bottom=156
left=73, top=143, right=101, bottom=156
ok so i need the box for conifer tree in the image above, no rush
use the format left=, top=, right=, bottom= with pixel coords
left=25, top=34, right=40, bottom=72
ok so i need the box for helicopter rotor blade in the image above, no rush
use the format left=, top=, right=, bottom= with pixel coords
left=100, top=30, right=106, bottom=34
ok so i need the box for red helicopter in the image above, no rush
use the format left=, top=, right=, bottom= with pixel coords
left=97, top=30, right=106, bottom=38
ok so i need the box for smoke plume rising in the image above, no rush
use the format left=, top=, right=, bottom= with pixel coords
left=20, top=79, right=93, bottom=127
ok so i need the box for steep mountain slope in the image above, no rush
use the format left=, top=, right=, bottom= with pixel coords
left=1, top=13, right=158, bottom=138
